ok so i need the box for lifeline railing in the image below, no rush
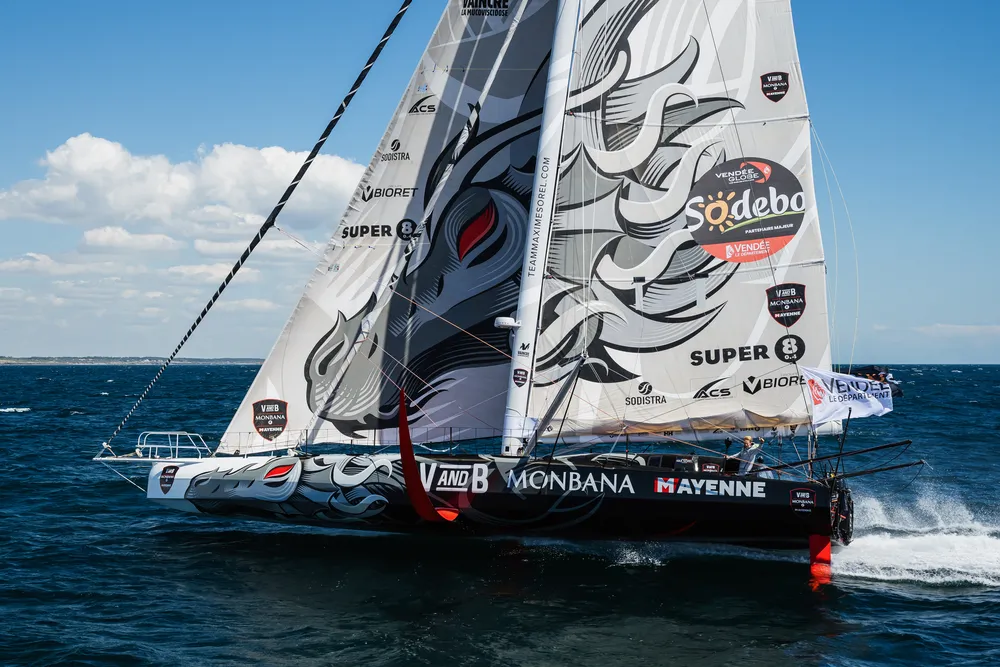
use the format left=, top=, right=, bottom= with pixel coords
left=95, top=431, right=214, bottom=462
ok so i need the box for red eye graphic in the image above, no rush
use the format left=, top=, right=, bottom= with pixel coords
left=264, top=464, right=295, bottom=479
left=457, top=200, right=497, bottom=261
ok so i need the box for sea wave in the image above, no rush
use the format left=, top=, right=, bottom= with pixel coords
left=0, top=407, right=31, bottom=413
left=835, top=493, right=1000, bottom=587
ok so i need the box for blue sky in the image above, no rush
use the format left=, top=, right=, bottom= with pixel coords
left=0, top=0, right=997, bottom=363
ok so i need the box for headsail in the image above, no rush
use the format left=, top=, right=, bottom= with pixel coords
left=504, top=0, right=832, bottom=447
left=219, top=0, right=559, bottom=454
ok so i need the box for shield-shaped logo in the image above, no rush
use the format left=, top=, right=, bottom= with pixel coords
left=360, top=185, right=374, bottom=202
left=760, top=71, right=789, bottom=102
left=790, top=487, right=817, bottom=512
left=253, top=399, right=288, bottom=441
left=512, top=368, right=528, bottom=387
left=159, top=465, right=178, bottom=494
left=766, top=283, right=806, bottom=327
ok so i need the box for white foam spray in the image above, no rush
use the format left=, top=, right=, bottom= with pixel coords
left=834, top=492, right=1000, bottom=587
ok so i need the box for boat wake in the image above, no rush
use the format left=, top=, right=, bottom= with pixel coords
left=835, top=493, right=1000, bottom=587
left=515, top=491, right=1000, bottom=589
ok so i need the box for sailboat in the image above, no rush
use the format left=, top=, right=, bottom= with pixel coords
left=97, top=0, right=923, bottom=579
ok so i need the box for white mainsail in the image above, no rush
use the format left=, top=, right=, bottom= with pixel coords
left=219, top=0, right=559, bottom=454
left=503, top=0, right=833, bottom=447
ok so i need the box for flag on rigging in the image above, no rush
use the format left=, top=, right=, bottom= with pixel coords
left=800, top=367, right=893, bottom=425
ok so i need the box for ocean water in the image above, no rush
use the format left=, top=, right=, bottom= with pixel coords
left=1, top=364, right=999, bottom=666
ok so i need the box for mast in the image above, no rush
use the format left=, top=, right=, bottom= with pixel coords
left=501, top=0, right=582, bottom=456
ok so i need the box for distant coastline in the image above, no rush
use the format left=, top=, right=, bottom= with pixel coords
left=0, top=356, right=263, bottom=366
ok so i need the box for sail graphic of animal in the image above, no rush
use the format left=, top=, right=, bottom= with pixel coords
left=502, top=0, right=832, bottom=448
left=218, top=0, right=559, bottom=454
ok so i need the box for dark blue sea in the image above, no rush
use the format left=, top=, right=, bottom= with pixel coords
left=1, top=364, right=998, bottom=666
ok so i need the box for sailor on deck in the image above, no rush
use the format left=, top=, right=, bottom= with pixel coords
left=734, top=436, right=775, bottom=478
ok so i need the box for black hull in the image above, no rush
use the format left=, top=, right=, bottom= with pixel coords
left=158, top=452, right=851, bottom=552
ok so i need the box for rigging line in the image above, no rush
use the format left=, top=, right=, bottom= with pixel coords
left=100, top=462, right=146, bottom=494
left=891, top=464, right=926, bottom=495
left=581, top=0, right=620, bottom=431
left=273, top=225, right=325, bottom=260
left=812, top=127, right=861, bottom=372
left=388, top=288, right=512, bottom=360
left=811, top=123, right=840, bottom=366
left=99, top=0, right=414, bottom=450
left=700, top=1, right=816, bottom=436
left=351, top=341, right=443, bottom=430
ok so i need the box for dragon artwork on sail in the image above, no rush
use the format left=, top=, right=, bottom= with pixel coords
left=302, top=0, right=745, bottom=436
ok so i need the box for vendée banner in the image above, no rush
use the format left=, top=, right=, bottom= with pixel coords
left=800, top=367, right=893, bottom=424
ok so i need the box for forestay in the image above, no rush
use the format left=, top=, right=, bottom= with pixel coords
left=219, top=0, right=559, bottom=454
left=505, top=0, right=833, bottom=444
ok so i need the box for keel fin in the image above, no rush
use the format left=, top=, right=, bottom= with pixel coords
left=809, top=534, right=832, bottom=587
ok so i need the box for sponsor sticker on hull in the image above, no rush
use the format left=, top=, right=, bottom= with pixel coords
left=159, top=465, right=178, bottom=493
left=654, top=477, right=767, bottom=498
left=420, top=461, right=490, bottom=494
left=686, top=158, right=805, bottom=263
left=790, top=487, right=817, bottom=512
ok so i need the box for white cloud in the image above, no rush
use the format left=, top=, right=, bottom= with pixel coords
left=218, top=298, right=280, bottom=312
left=914, top=324, right=1000, bottom=337
left=0, top=133, right=363, bottom=235
left=0, top=287, right=24, bottom=299
left=24, top=294, right=66, bottom=306
left=82, top=226, right=183, bottom=251
left=0, top=252, right=141, bottom=276
left=193, top=237, right=322, bottom=256
left=165, top=263, right=260, bottom=282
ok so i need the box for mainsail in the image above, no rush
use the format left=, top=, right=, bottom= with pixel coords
left=219, top=0, right=559, bottom=454
left=503, top=0, right=832, bottom=448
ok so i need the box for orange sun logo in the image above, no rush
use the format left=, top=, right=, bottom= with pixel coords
left=697, top=191, right=737, bottom=232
